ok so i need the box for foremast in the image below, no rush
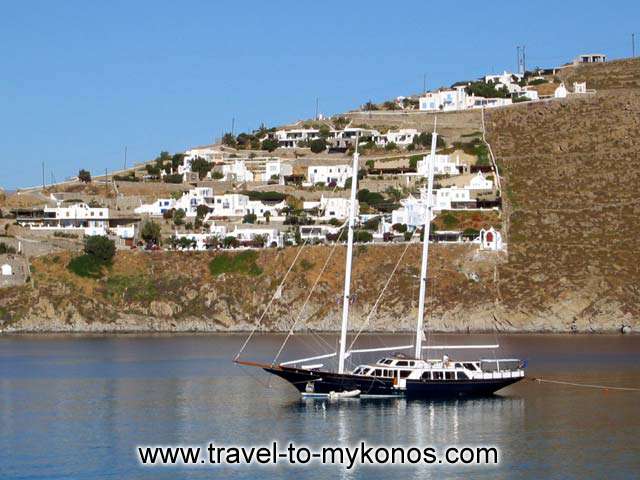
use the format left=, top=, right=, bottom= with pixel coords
left=337, top=139, right=360, bottom=374
left=414, top=122, right=438, bottom=359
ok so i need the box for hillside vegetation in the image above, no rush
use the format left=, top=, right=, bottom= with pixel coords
left=486, top=58, right=640, bottom=330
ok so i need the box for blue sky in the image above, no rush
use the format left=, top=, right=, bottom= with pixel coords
left=1, top=0, right=638, bottom=189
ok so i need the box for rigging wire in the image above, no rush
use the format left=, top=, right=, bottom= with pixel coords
left=346, top=241, right=412, bottom=352
left=234, top=239, right=308, bottom=361
left=271, top=237, right=343, bottom=366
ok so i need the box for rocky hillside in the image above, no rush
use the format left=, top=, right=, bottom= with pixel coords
left=486, top=58, right=640, bottom=332
left=1, top=59, right=638, bottom=333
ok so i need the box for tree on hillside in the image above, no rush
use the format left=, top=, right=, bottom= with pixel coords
left=309, top=138, right=327, bottom=154
left=222, top=133, right=237, bottom=147
left=173, top=209, right=186, bottom=226
left=84, top=235, right=115, bottom=262
left=243, top=212, right=257, bottom=224
left=190, top=156, right=212, bottom=179
left=78, top=169, right=92, bottom=183
left=261, top=138, right=279, bottom=152
left=141, top=220, right=161, bottom=245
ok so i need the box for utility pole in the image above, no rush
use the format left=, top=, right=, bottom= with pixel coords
left=124, top=146, right=127, bottom=170
left=42, top=162, right=45, bottom=189
left=105, top=168, right=108, bottom=197
left=423, top=73, right=427, bottom=95
left=231, top=117, right=235, bottom=136
left=633, top=33, right=636, bottom=58
left=315, top=97, right=319, bottom=120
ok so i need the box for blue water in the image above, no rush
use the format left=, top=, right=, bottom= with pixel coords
left=1, top=333, right=639, bottom=479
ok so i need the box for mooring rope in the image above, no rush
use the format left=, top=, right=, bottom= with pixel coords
left=531, top=377, right=640, bottom=392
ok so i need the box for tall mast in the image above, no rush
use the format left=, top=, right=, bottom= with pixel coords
left=338, top=137, right=360, bottom=374
left=414, top=120, right=438, bottom=359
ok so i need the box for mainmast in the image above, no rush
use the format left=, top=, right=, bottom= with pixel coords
left=337, top=138, right=360, bottom=374
left=414, top=121, right=438, bottom=359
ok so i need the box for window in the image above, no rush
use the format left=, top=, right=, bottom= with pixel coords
left=374, top=369, right=382, bottom=376
left=462, top=363, right=477, bottom=371
left=457, top=372, right=469, bottom=380
left=400, top=370, right=411, bottom=379
left=445, top=372, right=455, bottom=380
left=421, top=372, right=431, bottom=381
left=433, top=371, right=443, bottom=380
left=396, top=360, right=408, bottom=367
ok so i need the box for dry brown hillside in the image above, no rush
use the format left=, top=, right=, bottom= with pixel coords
left=486, top=58, right=640, bottom=331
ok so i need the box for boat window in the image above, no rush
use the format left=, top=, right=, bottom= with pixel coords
left=400, top=370, right=412, bottom=378
left=445, top=372, right=455, bottom=380
left=457, top=372, right=469, bottom=380
left=396, top=360, right=409, bottom=367
left=421, top=372, right=431, bottom=380
left=408, top=361, right=415, bottom=367
left=433, top=371, right=443, bottom=380
left=454, top=363, right=463, bottom=369
left=462, top=363, right=477, bottom=371
left=374, top=369, right=383, bottom=376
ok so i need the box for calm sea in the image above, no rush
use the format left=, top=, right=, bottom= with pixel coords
left=0, top=333, right=639, bottom=479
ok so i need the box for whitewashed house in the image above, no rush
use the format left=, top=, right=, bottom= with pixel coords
left=222, top=160, right=255, bottom=182
left=478, top=227, right=503, bottom=251
left=573, top=82, right=587, bottom=94
left=419, top=86, right=468, bottom=112
left=299, top=225, right=340, bottom=242
left=229, top=225, right=282, bottom=247
left=270, top=129, right=321, bottom=148
left=172, top=232, right=215, bottom=251
left=307, top=165, right=352, bottom=188
left=433, top=187, right=472, bottom=210
left=466, top=171, right=493, bottom=190
left=484, top=71, right=523, bottom=94
left=207, top=193, right=286, bottom=219
left=135, top=187, right=214, bottom=218
left=134, top=198, right=175, bottom=216
left=417, top=154, right=461, bottom=176
left=554, top=83, right=568, bottom=98
left=303, top=196, right=357, bottom=220
left=376, top=129, right=419, bottom=147
left=178, top=147, right=223, bottom=177
left=15, top=202, right=109, bottom=235
left=1, top=264, right=12, bottom=276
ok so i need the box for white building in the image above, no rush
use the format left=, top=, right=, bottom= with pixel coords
left=207, top=193, right=286, bottom=219
left=554, top=83, right=568, bottom=98
left=307, top=165, right=352, bottom=188
left=419, top=86, right=469, bottom=112
left=172, top=232, right=216, bottom=251
left=376, top=129, right=419, bottom=147
left=466, top=171, right=493, bottom=190
left=270, top=129, right=321, bottom=148
left=478, top=227, right=503, bottom=251
left=299, top=225, right=340, bottom=242
left=417, top=154, right=461, bottom=176
left=229, top=225, right=282, bottom=247
left=484, top=71, right=523, bottom=94
left=573, top=53, right=606, bottom=65
left=1, top=264, right=13, bottom=276
left=573, top=82, right=587, bottom=94
left=134, top=198, right=175, bottom=216
left=392, top=186, right=474, bottom=227
left=16, top=202, right=109, bottom=235
left=303, top=196, right=358, bottom=220
left=222, top=160, right=255, bottom=182
left=178, top=147, right=223, bottom=176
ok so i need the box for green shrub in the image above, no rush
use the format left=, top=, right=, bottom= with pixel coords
left=0, top=242, right=16, bottom=254
left=309, top=138, right=327, bottom=153
left=84, top=235, right=116, bottom=262
left=67, top=254, right=106, bottom=278
left=209, top=250, right=262, bottom=276
left=441, top=213, right=459, bottom=228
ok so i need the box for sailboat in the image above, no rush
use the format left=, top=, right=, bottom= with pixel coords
left=235, top=123, right=526, bottom=398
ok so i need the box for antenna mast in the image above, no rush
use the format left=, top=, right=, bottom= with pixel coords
left=337, top=136, right=360, bottom=374
left=414, top=119, right=438, bottom=359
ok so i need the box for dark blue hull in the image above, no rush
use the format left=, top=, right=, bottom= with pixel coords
left=264, top=366, right=523, bottom=398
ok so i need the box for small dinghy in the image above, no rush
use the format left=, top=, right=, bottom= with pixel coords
left=328, top=389, right=361, bottom=400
